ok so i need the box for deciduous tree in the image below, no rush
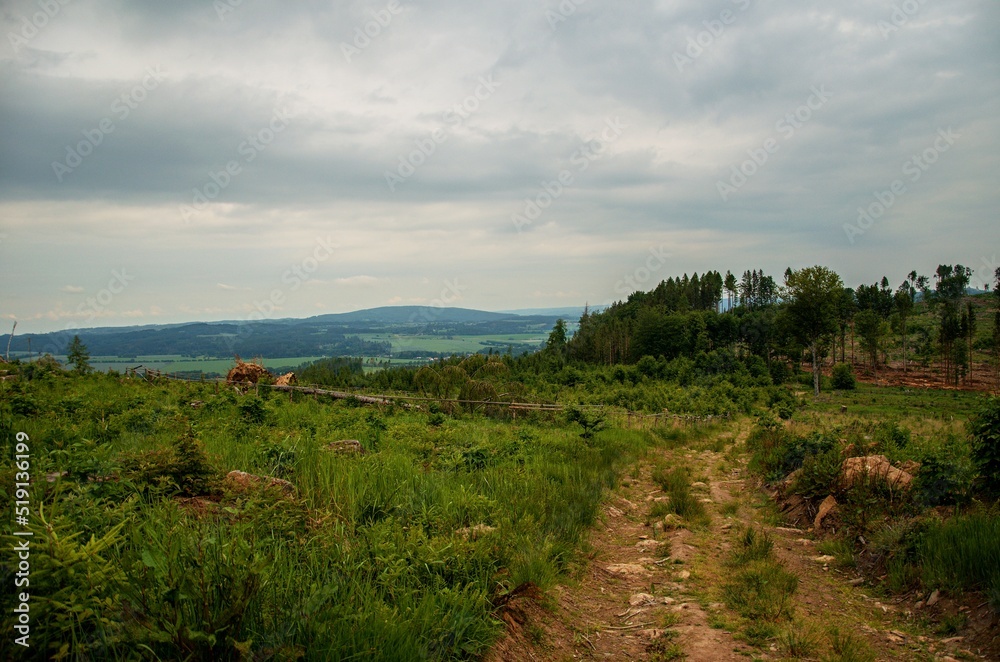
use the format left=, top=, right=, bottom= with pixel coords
left=784, top=266, right=843, bottom=396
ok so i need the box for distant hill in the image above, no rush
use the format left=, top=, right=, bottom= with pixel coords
left=303, top=306, right=519, bottom=325
left=8, top=306, right=563, bottom=359
left=497, top=305, right=608, bottom=319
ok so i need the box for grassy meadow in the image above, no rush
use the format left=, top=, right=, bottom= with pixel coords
left=1, top=368, right=651, bottom=660
left=1, top=351, right=998, bottom=660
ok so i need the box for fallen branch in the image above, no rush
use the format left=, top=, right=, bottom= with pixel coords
left=602, top=622, right=652, bottom=631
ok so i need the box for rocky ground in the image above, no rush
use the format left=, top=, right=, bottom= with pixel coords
left=487, top=422, right=998, bottom=661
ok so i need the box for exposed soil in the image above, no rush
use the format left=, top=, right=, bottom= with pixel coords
left=825, top=359, right=999, bottom=393
left=488, top=423, right=999, bottom=661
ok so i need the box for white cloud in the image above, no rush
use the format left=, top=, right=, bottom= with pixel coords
left=0, top=0, right=996, bottom=332
left=334, top=275, right=385, bottom=287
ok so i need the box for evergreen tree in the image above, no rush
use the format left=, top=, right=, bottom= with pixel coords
left=66, top=335, right=91, bottom=374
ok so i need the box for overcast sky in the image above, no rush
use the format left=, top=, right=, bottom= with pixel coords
left=1, top=0, right=997, bottom=334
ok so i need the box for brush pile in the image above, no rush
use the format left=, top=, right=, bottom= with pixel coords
left=274, top=372, right=297, bottom=386
left=226, top=356, right=270, bottom=384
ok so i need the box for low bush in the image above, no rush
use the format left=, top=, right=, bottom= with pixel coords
left=831, top=363, right=856, bottom=390
left=920, top=510, right=1000, bottom=611
left=968, top=396, right=1000, bottom=497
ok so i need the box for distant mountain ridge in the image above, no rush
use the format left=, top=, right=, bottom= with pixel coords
left=7, top=305, right=564, bottom=359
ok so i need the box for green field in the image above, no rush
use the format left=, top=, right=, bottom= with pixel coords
left=356, top=333, right=546, bottom=355
left=75, top=355, right=326, bottom=376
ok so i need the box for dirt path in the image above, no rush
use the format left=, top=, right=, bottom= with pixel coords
left=489, top=423, right=989, bottom=661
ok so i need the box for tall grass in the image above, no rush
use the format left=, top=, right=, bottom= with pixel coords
left=722, top=527, right=798, bottom=645
left=651, top=463, right=710, bottom=526
left=0, top=372, right=652, bottom=660
left=920, top=510, right=1000, bottom=610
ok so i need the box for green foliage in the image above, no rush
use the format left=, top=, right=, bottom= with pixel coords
left=237, top=396, right=268, bottom=425
left=565, top=406, right=606, bottom=439
left=746, top=415, right=836, bottom=483
left=825, top=627, right=875, bottom=662
left=831, top=362, right=856, bottom=390
left=968, top=396, right=1000, bottom=496
left=919, top=510, right=1000, bottom=611
left=792, top=448, right=842, bottom=498
left=0, top=512, right=129, bottom=659
left=723, top=560, right=798, bottom=622
left=913, top=448, right=973, bottom=507
left=650, top=464, right=709, bottom=526
left=67, top=335, right=91, bottom=374
left=120, top=506, right=268, bottom=659
left=726, top=527, right=774, bottom=566
left=0, top=371, right=660, bottom=659
left=121, top=429, right=220, bottom=497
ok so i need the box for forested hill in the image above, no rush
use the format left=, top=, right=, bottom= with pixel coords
left=562, top=265, right=998, bottom=390
left=8, top=306, right=563, bottom=359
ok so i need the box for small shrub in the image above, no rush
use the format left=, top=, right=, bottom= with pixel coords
left=826, top=627, right=875, bottom=662
left=255, top=437, right=298, bottom=478
left=651, top=465, right=709, bottom=526
left=769, top=360, right=789, bottom=385
left=968, top=397, right=1000, bottom=496
left=831, top=363, right=856, bottom=390
left=914, top=453, right=973, bottom=507
left=727, top=527, right=774, bottom=567
left=792, top=448, right=842, bottom=498
left=123, top=431, right=220, bottom=497
left=779, top=624, right=820, bottom=658
left=565, top=406, right=606, bottom=439
left=723, top=560, right=798, bottom=621
left=9, top=392, right=41, bottom=417
left=919, top=510, right=1000, bottom=611
left=238, top=396, right=268, bottom=425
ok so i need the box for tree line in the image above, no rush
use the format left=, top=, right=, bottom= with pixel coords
left=554, top=264, right=1000, bottom=395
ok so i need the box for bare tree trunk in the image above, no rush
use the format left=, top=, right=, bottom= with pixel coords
left=5, top=321, right=15, bottom=361
left=812, top=343, right=820, bottom=396
left=850, top=322, right=855, bottom=364
left=902, top=317, right=907, bottom=373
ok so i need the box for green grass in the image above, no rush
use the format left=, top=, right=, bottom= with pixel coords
left=81, top=355, right=327, bottom=376
left=807, top=382, right=983, bottom=420
left=650, top=464, right=710, bottom=527
left=722, top=527, right=798, bottom=647
left=824, top=627, right=875, bottom=662
left=0, top=371, right=652, bottom=660
left=919, top=509, right=1000, bottom=609
left=816, top=538, right=856, bottom=568
left=357, top=333, right=545, bottom=355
